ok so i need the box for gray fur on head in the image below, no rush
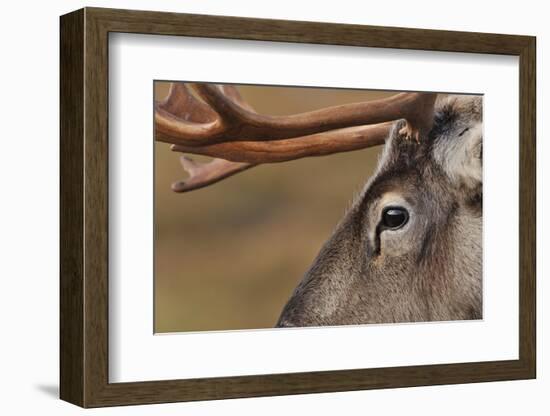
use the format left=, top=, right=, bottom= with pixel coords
left=277, top=94, right=483, bottom=328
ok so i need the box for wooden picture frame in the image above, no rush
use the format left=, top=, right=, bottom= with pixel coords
left=60, top=7, right=536, bottom=408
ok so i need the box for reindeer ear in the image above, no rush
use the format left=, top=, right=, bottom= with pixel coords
left=435, top=122, right=482, bottom=195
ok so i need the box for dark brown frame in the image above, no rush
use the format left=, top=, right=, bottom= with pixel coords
left=60, top=7, right=536, bottom=408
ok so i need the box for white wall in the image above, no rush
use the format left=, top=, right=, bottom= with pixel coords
left=0, top=0, right=545, bottom=414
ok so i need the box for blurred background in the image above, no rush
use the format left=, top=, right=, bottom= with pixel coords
left=154, top=82, right=394, bottom=332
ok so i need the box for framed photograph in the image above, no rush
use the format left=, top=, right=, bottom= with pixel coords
left=60, top=7, right=536, bottom=408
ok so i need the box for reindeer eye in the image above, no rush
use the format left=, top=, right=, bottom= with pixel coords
left=381, top=207, right=409, bottom=229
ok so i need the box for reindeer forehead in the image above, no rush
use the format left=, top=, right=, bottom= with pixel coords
left=360, top=95, right=482, bottom=206
left=380, top=95, right=481, bottom=167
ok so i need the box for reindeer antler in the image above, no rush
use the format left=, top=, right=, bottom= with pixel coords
left=155, top=83, right=437, bottom=192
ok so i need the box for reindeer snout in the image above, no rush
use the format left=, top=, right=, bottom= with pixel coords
left=275, top=318, right=297, bottom=328
left=276, top=298, right=307, bottom=328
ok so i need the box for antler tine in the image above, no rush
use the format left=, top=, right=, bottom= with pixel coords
left=155, top=83, right=225, bottom=143
left=170, top=123, right=392, bottom=164
left=171, top=156, right=254, bottom=193
left=159, top=82, right=218, bottom=123
left=218, top=84, right=255, bottom=111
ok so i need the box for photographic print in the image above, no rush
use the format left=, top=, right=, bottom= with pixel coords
left=60, top=8, right=535, bottom=406
left=154, top=82, right=483, bottom=333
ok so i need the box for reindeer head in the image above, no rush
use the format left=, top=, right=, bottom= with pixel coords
left=155, top=84, right=482, bottom=327
left=277, top=96, right=482, bottom=326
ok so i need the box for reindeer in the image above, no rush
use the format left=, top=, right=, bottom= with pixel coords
left=155, top=83, right=482, bottom=327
